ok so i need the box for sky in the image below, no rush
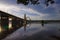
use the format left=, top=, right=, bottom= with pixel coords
left=0, top=0, right=60, bottom=20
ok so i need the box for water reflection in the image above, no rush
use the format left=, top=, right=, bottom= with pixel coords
left=0, top=22, right=23, bottom=40
left=41, top=20, right=44, bottom=26
left=41, top=23, right=44, bottom=26
left=1, top=22, right=60, bottom=40
left=23, top=23, right=31, bottom=32
left=0, top=26, right=2, bottom=32
left=22, top=23, right=60, bottom=40
left=24, top=23, right=27, bottom=31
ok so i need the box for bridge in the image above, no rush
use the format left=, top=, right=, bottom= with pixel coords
left=0, top=10, right=29, bottom=39
left=0, top=10, right=32, bottom=40
left=0, top=11, right=28, bottom=32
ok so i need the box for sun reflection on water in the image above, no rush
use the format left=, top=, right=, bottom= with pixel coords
left=0, top=26, right=2, bottom=32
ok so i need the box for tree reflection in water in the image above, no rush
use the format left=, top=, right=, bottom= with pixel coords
left=41, top=20, right=44, bottom=27
left=24, top=23, right=27, bottom=31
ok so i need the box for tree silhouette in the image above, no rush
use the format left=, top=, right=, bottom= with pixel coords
left=17, top=0, right=40, bottom=5
left=45, top=0, right=55, bottom=6
left=17, top=0, right=55, bottom=6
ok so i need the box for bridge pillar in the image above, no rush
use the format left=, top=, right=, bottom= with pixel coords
left=12, top=17, right=21, bottom=28
left=8, top=17, right=12, bottom=29
left=23, top=14, right=27, bottom=31
left=24, top=14, right=27, bottom=25
left=20, top=19, right=24, bottom=26
left=1, top=13, right=9, bottom=31
left=0, top=13, right=2, bottom=32
left=15, top=18, right=21, bottom=27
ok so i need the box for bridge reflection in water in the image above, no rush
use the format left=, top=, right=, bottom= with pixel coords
left=0, top=11, right=27, bottom=40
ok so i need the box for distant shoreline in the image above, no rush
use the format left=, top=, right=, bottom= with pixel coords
left=27, top=20, right=60, bottom=23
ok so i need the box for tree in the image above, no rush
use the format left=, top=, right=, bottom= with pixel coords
left=17, top=0, right=55, bottom=6
left=45, top=0, right=55, bottom=6
left=17, top=0, right=40, bottom=5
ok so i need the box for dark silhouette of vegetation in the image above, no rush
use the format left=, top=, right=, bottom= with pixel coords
left=17, top=0, right=40, bottom=5
left=17, top=0, right=55, bottom=6
left=41, top=20, right=44, bottom=26
left=45, top=0, right=55, bottom=6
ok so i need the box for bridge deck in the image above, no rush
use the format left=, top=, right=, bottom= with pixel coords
left=0, top=11, right=25, bottom=40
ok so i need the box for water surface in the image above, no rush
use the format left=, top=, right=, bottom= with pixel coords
left=2, top=23, right=60, bottom=40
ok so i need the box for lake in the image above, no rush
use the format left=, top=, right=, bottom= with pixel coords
left=1, top=22, right=60, bottom=40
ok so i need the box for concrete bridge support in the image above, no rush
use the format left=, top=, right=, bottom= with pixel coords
left=12, top=17, right=23, bottom=29
left=1, top=13, right=9, bottom=30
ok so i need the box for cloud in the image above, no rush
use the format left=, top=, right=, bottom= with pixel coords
left=52, top=4, right=60, bottom=14
left=0, top=0, right=60, bottom=20
left=0, top=3, right=49, bottom=20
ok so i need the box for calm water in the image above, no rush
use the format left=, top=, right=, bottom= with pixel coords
left=1, top=23, right=60, bottom=40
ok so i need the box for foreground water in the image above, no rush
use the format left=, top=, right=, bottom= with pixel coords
left=1, top=23, right=60, bottom=40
